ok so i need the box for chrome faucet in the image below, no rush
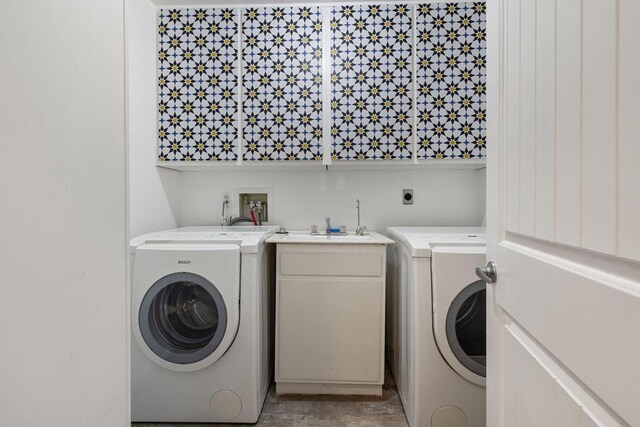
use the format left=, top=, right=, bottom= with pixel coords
left=325, top=217, right=332, bottom=235
left=355, top=199, right=368, bottom=236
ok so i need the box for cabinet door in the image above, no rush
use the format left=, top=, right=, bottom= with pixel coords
left=330, top=4, right=413, bottom=161
left=277, top=277, right=384, bottom=383
left=158, top=8, right=239, bottom=161
left=242, top=7, right=323, bottom=161
left=415, top=2, right=487, bottom=159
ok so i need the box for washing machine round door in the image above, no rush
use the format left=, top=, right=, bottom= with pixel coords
left=138, top=272, right=228, bottom=366
left=446, top=280, right=486, bottom=379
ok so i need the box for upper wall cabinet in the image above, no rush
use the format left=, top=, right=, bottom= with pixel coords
left=242, top=7, right=323, bottom=161
left=158, top=8, right=239, bottom=161
left=416, top=2, right=487, bottom=159
left=155, top=2, right=487, bottom=167
left=330, top=4, right=413, bottom=161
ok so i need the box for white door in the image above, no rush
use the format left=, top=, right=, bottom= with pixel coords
left=486, top=0, right=640, bottom=426
left=0, top=1, right=128, bottom=425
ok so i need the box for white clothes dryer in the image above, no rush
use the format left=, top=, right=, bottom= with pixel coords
left=129, top=226, right=276, bottom=423
left=386, top=227, right=486, bottom=427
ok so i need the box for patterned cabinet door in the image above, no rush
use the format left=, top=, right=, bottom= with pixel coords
left=158, top=8, right=238, bottom=161
left=242, top=7, right=323, bottom=161
left=331, top=4, right=413, bottom=161
left=416, top=2, right=487, bottom=159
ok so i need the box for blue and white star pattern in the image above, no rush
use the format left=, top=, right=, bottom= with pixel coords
left=416, top=2, right=487, bottom=159
left=331, top=4, right=413, bottom=161
left=156, top=4, right=487, bottom=164
left=158, top=8, right=238, bottom=161
left=242, top=7, right=323, bottom=161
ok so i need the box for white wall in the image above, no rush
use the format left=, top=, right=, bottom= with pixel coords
left=127, top=1, right=487, bottom=233
left=178, top=167, right=486, bottom=231
left=127, top=0, right=181, bottom=238
left=0, top=1, right=128, bottom=426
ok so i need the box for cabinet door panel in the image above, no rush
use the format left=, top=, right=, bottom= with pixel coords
left=331, top=4, right=413, bottom=160
left=242, top=7, right=323, bottom=161
left=277, top=278, right=384, bottom=383
left=416, top=2, right=487, bottom=159
left=158, top=8, right=239, bottom=161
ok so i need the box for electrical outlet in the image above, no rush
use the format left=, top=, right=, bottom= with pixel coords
left=402, top=189, right=414, bottom=205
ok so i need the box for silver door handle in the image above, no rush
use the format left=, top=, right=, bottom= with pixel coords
left=476, top=261, right=497, bottom=284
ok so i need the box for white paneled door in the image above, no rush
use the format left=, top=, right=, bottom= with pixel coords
left=486, top=0, right=640, bottom=426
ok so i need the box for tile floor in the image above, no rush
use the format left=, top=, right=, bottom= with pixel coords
left=134, top=366, right=408, bottom=427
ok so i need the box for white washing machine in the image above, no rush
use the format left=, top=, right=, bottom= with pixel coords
left=386, top=227, right=487, bottom=427
left=129, top=226, right=277, bottom=423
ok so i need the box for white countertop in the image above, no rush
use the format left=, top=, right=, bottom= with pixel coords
left=130, top=225, right=279, bottom=254
left=266, top=231, right=393, bottom=245
left=386, top=227, right=486, bottom=258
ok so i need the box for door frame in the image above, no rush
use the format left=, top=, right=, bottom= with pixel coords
left=485, top=0, right=505, bottom=425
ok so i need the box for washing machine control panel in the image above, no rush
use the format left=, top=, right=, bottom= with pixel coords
left=414, top=233, right=486, bottom=244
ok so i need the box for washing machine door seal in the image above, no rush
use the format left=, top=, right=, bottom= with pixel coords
left=431, top=248, right=487, bottom=386
left=138, top=272, right=230, bottom=366
left=445, top=280, right=486, bottom=378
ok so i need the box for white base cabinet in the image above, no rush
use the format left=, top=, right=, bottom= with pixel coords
left=273, top=243, right=389, bottom=396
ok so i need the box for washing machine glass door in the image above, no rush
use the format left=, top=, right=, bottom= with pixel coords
left=446, top=280, right=486, bottom=377
left=139, top=272, right=228, bottom=365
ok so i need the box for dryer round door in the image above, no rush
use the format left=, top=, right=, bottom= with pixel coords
left=137, top=272, right=236, bottom=371
left=445, top=280, right=486, bottom=382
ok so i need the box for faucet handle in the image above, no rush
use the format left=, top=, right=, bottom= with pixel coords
left=356, top=225, right=369, bottom=236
